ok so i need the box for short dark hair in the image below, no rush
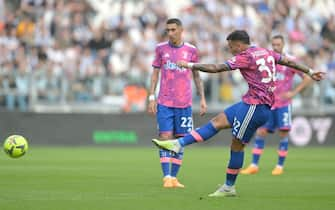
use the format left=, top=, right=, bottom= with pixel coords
left=166, top=18, right=182, bottom=26
left=226, top=30, right=250, bottom=44
left=272, top=34, right=285, bottom=42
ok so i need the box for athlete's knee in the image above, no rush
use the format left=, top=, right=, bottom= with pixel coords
left=230, top=138, right=245, bottom=152
left=211, top=112, right=231, bottom=130
left=278, top=130, right=289, bottom=138
left=256, top=128, right=268, bottom=137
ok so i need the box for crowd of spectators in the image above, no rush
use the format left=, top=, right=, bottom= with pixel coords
left=0, top=0, right=334, bottom=112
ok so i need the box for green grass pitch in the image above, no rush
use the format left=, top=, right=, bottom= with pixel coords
left=0, top=146, right=334, bottom=210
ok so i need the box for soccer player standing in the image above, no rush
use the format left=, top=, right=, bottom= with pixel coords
left=147, top=18, right=207, bottom=188
left=240, top=35, right=312, bottom=176
left=152, top=30, right=324, bottom=196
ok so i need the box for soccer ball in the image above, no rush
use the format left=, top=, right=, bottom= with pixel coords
left=3, top=135, right=29, bottom=158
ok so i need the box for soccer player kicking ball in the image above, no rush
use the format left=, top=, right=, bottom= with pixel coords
left=152, top=30, right=325, bottom=197
left=148, top=18, right=207, bottom=188
left=240, top=35, right=312, bottom=176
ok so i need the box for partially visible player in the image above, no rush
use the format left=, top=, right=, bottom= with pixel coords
left=240, top=35, right=312, bottom=176
left=152, top=30, right=325, bottom=197
left=147, top=18, right=207, bottom=188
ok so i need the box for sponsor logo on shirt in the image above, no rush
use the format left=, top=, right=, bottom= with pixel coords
left=164, top=60, right=187, bottom=72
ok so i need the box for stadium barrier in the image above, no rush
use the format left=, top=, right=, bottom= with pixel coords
left=0, top=112, right=333, bottom=146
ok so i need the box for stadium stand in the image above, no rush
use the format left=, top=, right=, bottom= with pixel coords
left=0, top=0, right=334, bottom=113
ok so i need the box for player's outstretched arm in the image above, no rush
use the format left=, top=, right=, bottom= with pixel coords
left=177, top=61, right=230, bottom=73
left=278, top=56, right=325, bottom=81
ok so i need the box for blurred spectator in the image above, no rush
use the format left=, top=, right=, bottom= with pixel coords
left=87, top=57, right=105, bottom=100
left=15, top=60, right=30, bottom=111
left=1, top=60, right=30, bottom=111
left=321, top=15, right=335, bottom=50
left=35, top=60, right=61, bottom=102
left=16, top=14, right=35, bottom=45
left=1, top=61, right=16, bottom=110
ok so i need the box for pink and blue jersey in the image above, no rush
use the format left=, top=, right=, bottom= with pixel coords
left=152, top=41, right=198, bottom=108
left=225, top=46, right=282, bottom=106
left=272, top=54, right=304, bottom=109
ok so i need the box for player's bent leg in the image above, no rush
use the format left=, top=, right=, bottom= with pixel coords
left=152, top=113, right=230, bottom=152
left=210, top=112, right=232, bottom=130
left=210, top=103, right=271, bottom=196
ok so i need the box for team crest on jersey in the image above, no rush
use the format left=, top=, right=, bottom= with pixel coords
left=164, top=53, right=170, bottom=58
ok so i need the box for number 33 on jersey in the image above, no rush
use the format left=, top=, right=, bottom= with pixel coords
left=225, top=46, right=281, bottom=107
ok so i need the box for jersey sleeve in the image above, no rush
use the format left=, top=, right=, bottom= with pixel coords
left=225, top=53, right=251, bottom=70
left=152, top=46, right=161, bottom=68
